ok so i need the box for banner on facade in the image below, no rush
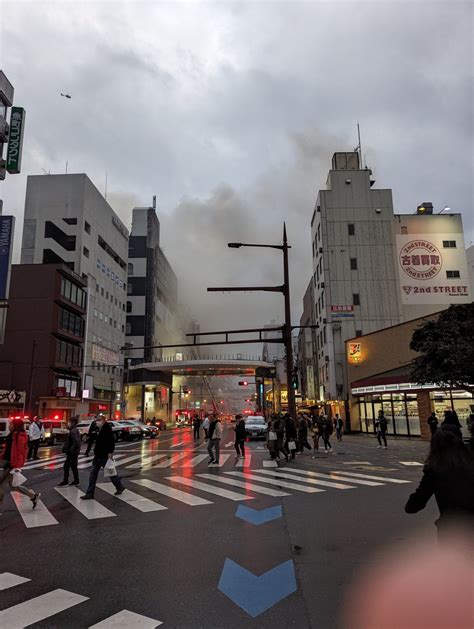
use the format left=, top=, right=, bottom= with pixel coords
left=0, top=389, right=26, bottom=405
left=92, top=343, right=120, bottom=366
left=6, top=107, right=26, bottom=174
left=331, top=305, right=354, bottom=318
left=0, top=216, right=15, bottom=300
left=396, top=234, right=471, bottom=304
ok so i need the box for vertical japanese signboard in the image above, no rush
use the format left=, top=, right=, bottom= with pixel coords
left=6, top=107, right=26, bottom=174
left=397, top=234, right=471, bottom=304
left=0, top=216, right=15, bottom=299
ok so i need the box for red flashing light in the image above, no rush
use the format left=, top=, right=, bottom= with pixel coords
left=54, top=415, right=60, bottom=420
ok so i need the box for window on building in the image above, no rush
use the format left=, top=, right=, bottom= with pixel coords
left=121, top=325, right=125, bottom=332
left=401, top=226, right=408, bottom=234
left=101, top=287, right=104, bottom=296
left=83, top=246, right=89, bottom=258
left=99, top=311, right=103, bottom=320
left=350, top=258, right=358, bottom=270
left=126, top=321, right=132, bottom=335
left=63, top=217, right=78, bottom=225
left=353, top=293, right=360, bottom=306
left=96, top=283, right=99, bottom=293
left=115, top=298, right=118, bottom=306
left=84, top=221, right=91, bottom=234
left=94, top=308, right=98, bottom=317
left=355, top=329, right=362, bottom=337
left=348, top=223, right=355, bottom=236
left=104, top=315, right=108, bottom=323
left=317, top=224, right=321, bottom=243
left=128, top=263, right=134, bottom=276
left=446, top=270, right=460, bottom=278
left=127, top=284, right=131, bottom=295
left=321, top=292, right=325, bottom=308
left=126, top=300, right=132, bottom=313
left=323, top=326, right=326, bottom=344
left=60, top=276, right=86, bottom=309
left=106, top=291, right=109, bottom=299
left=443, top=240, right=457, bottom=248
left=312, top=242, right=315, bottom=258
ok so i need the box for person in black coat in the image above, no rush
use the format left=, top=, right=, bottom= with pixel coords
left=427, top=412, right=438, bottom=437
left=441, top=409, right=462, bottom=439
left=58, top=416, right=81, bottom=486
left=234, top=416, right=246, bottom=458
left=405, top=428, right=474, bottom=538
left=85, top=418, right=100, bottom=456
left=284, top=414, right=297, bottom=460
left=81, top=418, right=124, bottom=499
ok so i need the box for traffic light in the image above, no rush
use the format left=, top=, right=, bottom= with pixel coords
left=238, top=381, right=249, bottom=386
left=292, top=372, right=299, bottom=390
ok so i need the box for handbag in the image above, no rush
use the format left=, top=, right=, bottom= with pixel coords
left=268, top=430, right=277, bottom=441
left=288, top=441, right=296, bottom=451
left=104, top=458, right=117, bottom=477
left=11, top=469, right=27, bottom=487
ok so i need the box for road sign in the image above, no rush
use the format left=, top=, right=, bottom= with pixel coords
left=6, top=107, right=26, bottom=174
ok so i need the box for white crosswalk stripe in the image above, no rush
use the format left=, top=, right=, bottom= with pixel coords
left=329, top=470, right=411, bottom=484
left=171, top=441, right=185, bottom=447
left=263, top=460, right=278, bottom=468
left=197, top=473, right=290, bottom=497
left=0, top=588, right=88, bottom=628
left=23, top=455, right=66, bottom=470
left=166, top=476, right=253, bottom=501
left=284, top=467, right=385, bottom=486
left=257, top=469, right=356, bottom=489
left=132, top=478, right=213, bottom=506
left=89, top=609, right=163, bottom=628
left=127, top=453, right=168, bottom=469
left=114, top=454, right=145, bottom=467
left=225, top=471, right=323, bottom=493
left=11, top=492, right=59, bottom=528
left=96, top=484, right=167, bottom=512
left=0, top=572, right=30, bottom=591
left=153, top=452, right=189, bottom=467
left=208, top=454, right=230, bottom=468
left=77, top=453, right=129, bottom=470
left=236, top=454, right=251, bottom=467
left=183, top=454, right=209, bottom=467
left=55, top=486, right=116, bottom=519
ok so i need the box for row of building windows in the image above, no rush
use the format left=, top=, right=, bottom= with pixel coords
left=96, top=282, right=126, bottom=311
left=56, top=339, right=83, bottom=367
left=55, top=376, right=79, bottom=398
left=98, top=235, right=127, bottom=271
left=90, top=361, right=123, bottom=375
left=59, top=307, right=85, bottom=338
left=96, top=256, right=127, bottom=289
left=92, top=309, right=125, bottom=331
left=60, top=277, right=87, bottom=309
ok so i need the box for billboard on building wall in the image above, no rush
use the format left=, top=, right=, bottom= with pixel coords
left=92, top=344, right=120, bottom=366
left=6, top=107, right=26, bottom=174
left=396, top=234, right=471, bottom=304
left=0, top=216, right=15, bottom=299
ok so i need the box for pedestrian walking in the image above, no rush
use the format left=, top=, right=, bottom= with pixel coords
left=427, top=412, right=439, bottom=437
left=207, top=415, right=222, bottom=465
left=202, top=414, right=210, bottom=440
left=234, top=415, right=246, bottom=458
left=192, top=414, right=201, bottom=440
left=27, top=416, right=44, bottom=460
left=81, top=417, right=124, bottom=499
left=0, top=418, right=40, bottom=511
left=405, top=428, right=474, bottom=539
left=321, top=415, right=333, bottom=452
left=85, top=417, right=100, bottom=456
left=271, top=415, right=289, bottom=462
left=57, top=417, right=81, bottom=487
left=335, top=414, right=344, bottom=442
left=311, top=417, right=322, bottom=457
left=375, top=411, right=388, bottom=448
left=441, top=410, right=462, bottom=439
left=284, top=414, right=298, bottom=460
left=297, top=414, right=312, bottom=453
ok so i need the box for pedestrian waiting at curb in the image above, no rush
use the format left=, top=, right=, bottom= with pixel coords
left=375, top=411, right=388, bottom=449
left=427, top=412, right=439, bottom=437
left=0, top=418, right=40, bottom=511
left=405, top=428, right=474, bottom=539
left=57, top=416, right=81, bottom=487
left=335, top=414, right=344, bottom=442
left=81, top=416, right=124, bottom=500
left=234, top=415, right=246, bottom=459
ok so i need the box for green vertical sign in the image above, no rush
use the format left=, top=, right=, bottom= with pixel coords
left=6, top=106, right=26, bottom=174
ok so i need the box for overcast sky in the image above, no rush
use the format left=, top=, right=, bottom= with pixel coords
left=1, top=1, right=472, bottom=343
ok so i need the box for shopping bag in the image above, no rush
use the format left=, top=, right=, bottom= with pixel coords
left=288, top=441, right=297, bottom=451
left=268, top=431, right=277, bottom=441
left=11, top=469, right=27, bottom=487
left=104, top=458, right=117, bottom=477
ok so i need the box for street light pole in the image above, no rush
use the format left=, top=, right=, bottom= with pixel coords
left=282, top=223, right=296, bottom=420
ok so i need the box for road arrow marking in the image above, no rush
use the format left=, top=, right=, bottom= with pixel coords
left=235, top=504, right=282, bottom=525
left=218, top=558, right=296, bottom=617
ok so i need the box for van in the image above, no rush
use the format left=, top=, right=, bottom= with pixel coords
left=41, top=419, right=68, bottom=446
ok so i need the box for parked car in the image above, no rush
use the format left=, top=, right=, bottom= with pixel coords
left=244, top=416, right=268, bottom=440
left=76, top=420, right=94, bottom=442
left=106, top=420, right=124, bottom=442
left=116, top=420, right=142, bottom=440
left=155, top=419, right=167, bottom=431
left=126, top=420, right=158, bottom=439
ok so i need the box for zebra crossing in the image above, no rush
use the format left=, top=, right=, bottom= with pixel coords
left=4, top=467, right=411, bottom=529
left=0, top=572, right=162, bottom=628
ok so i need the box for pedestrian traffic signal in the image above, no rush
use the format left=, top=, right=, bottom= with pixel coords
left=238, top=381, right=249, bottom=386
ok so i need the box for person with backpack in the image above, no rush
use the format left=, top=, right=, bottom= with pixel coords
left=321, top=415, right=333, bottom=453
left=234, top=415, right=246, bottom=459
left=27, top=416, right=45, bottom=460
left=57, top=416, right=81, bottom=486
left=0, top=418, right=40, bottom=510
left=335, top=414, right=344, bottom=442
left=427, top=412, right=439, bottom=437
left=375, top=411, right=388, bottom=448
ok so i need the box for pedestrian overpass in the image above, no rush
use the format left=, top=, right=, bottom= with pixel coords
left=129, top=357, right=275, bottom=378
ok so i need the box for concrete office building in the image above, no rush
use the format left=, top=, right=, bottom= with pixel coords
left=297, top=280, right=318, bottom=405
left=307, top=152, right=471, bottom=420
left=466, top=245, right=474, bottom=298
left=21, top=174, right=129, bottom=409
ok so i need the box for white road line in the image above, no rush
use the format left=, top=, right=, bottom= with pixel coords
left=171, top=441, right=185, bottom=448
left=55, top=486, right=116, bottom=519
left=114, top=454, right=145, bottom=467
left=330, top=470, right=411, bottom=484
left=342, top=461, right=372, bottom=465
left=208, top=454, right=230, bottom=468
left=263, top=460, right=278, bottom=468
left=0, top=573, right=31, bottom=591
left=183, top=454, right=209, bottom=467
left=225, top=471, right=323, bottom=493
left=400, top=461, right=423, bottom=466
left=11, top=493, right=59, bottom=528
left=153, top=452, right=189, bottom=468
left=24, top=455, right=66, bottom=470
left=0, top=588, right=88, bottom=628
left=96, top=484, right=167, bottom=512
left=23, top=454, right=65, bottom=468
left=127, top=453, right=168, bottom=469
left=166, top=476, right=253, bottom=501
left=283, top=468, right=383, bottom=486
left=236, top=454, right=251, bottom=468
left=197, top=474, right=290, bottom=497
left=89, top=609, right=162, bottom=628
left=77, top=453, right=128, bottom=470
left=257, top=469, right=356, bottom=489
left=132, top=479, right=213, bottom=506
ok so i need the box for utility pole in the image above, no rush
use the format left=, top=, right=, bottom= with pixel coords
left=109, top=379, right=114, bottom=420
left=282, top=223, right=296, bottom=420
left=27, top=340, right=37, bottom=416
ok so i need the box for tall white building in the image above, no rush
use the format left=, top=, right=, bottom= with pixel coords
left=308, top=152, right=471, bottom=414
left=466, top=244, right=474, bottom=298
left=21, top=174, right=129, bottom=406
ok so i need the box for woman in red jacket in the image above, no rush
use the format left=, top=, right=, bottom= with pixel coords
left=0, top=418, right=40, bottom=509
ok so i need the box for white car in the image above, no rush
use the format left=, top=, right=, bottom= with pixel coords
left=76, top=420, right=94, bottom=441
left=245, top=416, right=268, bottom=440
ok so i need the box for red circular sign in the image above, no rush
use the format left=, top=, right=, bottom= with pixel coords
left=399, top=240, right=442, bottom=280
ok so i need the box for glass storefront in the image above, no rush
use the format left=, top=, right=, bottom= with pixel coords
left=357, top=389, right=473, bottom=437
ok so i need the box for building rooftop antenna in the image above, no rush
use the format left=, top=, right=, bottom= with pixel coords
left=152, top=195, right=157, bottom=210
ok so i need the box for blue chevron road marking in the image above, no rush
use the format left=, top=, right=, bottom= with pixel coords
left=235, top=504, right=282, bottom=525
left=218, top=558, right=296, bottom=617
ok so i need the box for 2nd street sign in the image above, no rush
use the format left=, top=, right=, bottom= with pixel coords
left=6, top=107, right=26, bottom=174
